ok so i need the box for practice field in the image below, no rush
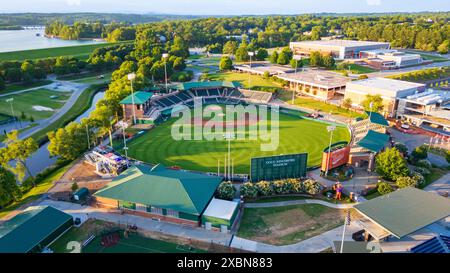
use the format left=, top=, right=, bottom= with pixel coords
left=0, top=89, right=72, bottom=120
left=125, top=106, right=350, bottom=174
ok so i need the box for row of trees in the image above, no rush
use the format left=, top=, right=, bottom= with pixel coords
left=389, top=67, right=450, bottom=82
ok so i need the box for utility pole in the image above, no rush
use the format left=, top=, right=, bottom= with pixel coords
left=163, top=53, right=169, bottom=93
left=127, top=73, right=137, bottom=125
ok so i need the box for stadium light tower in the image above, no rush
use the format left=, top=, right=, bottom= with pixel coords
left=162, top=53, right=169, bottom=93
left=248, top=51, right=255, bottom=90
left=224, top=132, right=235, bottom=181
left=5, top=98, right=17, bottom=129
left=118, top=120, right=129, bottom=163
left=127, top=73, right=137, bottom=125
left=325, top=125, right=336, bottom=177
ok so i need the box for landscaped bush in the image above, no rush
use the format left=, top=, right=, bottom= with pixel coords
left=414, top=167, right=431, bottom=176
left=216, top=181, right=236, bottom=200
left=410, top=145, right=428, bottom=163
left=377, top=182, right=394, bottom=195
left=287, top=178, right=303, bottom=193
left=240, top=182, right=258, bottom=199
left=273, top=180, right=292, bottom=194
left=302, top=179, right=323, bottom=195
left=255, top=181, right=274, bottom=196
left=396, top=176, right=420, bottom=189
left=415, top=159, right=432, bottom=169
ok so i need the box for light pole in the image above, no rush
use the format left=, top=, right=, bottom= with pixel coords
left=127, top=73, right=137, bottom=125
left=118, top=120, right=129, bottom=164
left=162, top=53, right=169, bottom=93
left=248, top=51, right=254, bottom=90
left=340, top=210, right=351, bottom=253
left=325, top=125, right=336, bottom=177
left=224, top=132, right=235, bottom=181
left=6, top=98, right=17, bottom=129
left=85, top=124, right=90, bottom=150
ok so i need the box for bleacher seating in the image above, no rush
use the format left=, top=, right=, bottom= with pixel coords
left=208, top=88, right=221, bottom=96
left=177, top=92, right=193, bottom=101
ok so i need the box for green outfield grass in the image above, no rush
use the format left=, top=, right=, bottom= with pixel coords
left=125, top=106, right=350, bottom=173
left=207, top=71, right=282, bottom=92
left=0, top=41, right=131, bottom=61
left=0, top=89, right=71, bottom=120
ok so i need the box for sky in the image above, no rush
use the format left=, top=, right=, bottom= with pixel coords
left=1, top=0, right=449, bottom=15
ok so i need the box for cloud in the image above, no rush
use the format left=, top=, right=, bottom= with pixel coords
left=366, top=0, right=381, bottom=6
left=66, top=0, right=81, bottom=6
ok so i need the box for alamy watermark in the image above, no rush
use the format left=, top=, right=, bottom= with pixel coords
left=170, top=98, right=280, bottom=151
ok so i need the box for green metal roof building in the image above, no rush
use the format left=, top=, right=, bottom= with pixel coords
left=0, top=206, right=73, bottom=253
left=119, top=91, right=154, bottom=105
left=173, top=81, right=241, bottom=91
left=94, top=164, right=223, bottom=224
left=354, top=187, right=450, bottom=240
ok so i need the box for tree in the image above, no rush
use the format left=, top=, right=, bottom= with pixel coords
left=1, top=130, right=38, bottom=183
left=0, top=167, right=22, bottom=207
left=322, top=55, right=335, bottom=69
left=361, top=94, right=384, bottom=113
left=223, top=40, right=238, bottom=56
left=71, top=182, right=79, bottom=192
left=219, top=56, right=233, bottom=71
left=437, top=40, right=449, bottom=54
left=48, top=122, right=88, bottom=161
left=290, top=58, right=303, bottom=69
left=235, top=44, right=249, bottom=62
left=410, top=145, right=428, bottom=162
left=277, top=47, right=293, bottom=65
left=375, top=148, right=409, bottom=181
left=309, top=51, right=323, bottom=67
left=0, top=76, right=5, bottom=91
left=393, top=143, right=408, bottom=156
left=255, top=48, right=268, bottom=61
left=377, top=182, right=394, bottom=195
left=269, top=51, right=279, bottom=64
left=358, top=74, right=369, bottom=80
left=342, top=98, right=352, bottom=109
left=216, top=181, right=236, bottom=200
left=89, top=104, right=114, bottom=146
left=446, top=150, right=450, bottom=164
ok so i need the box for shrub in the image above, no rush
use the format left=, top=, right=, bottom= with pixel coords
left=414, top=167, right=430, bottom=176
left=396, top=176, right=419, bottom=189
left=216, top=181, right=236, bottom=200
left=375, top=148, right=409, bottom=181
left=393, top=143, right=408, bottom=155
left=71, top=182, right=79, bottom=192
left=240, top=182, right=258, bottom=199
left=415, top=159, right=432, bottom=169
left=255, top=181, right=274, bottom=196
left=273, top=180, right=293, bottom=194
left=377, top=182, right=394, bottom=195
left=410, top=145, right=428, bottom=162
left=446, top=150, right=450, bottom=164
left=287, top=178, right=303, bottom=193
left=302, top=179, right=322, bottom=195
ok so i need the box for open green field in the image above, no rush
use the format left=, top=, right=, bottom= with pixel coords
left=404, top=51, right=449, bottom=63
left=0, top=80, right=53, bottom=95
left=238, top=204, right=346, bottom=245
left=333, top=63, right=377, bottom=74
left=207, top=71, right=282, bottom=92
left=50, top=219, right=206, bottom=253
left=279, top=91, right=365, bottom=119
left=125, top=106, right=350, bottom=173
left=0, top=41, right=130, bottom=61
left=0, top=89, right=71, bottom=120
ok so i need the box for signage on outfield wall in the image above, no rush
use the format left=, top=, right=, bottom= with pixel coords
left=321, top=141, right=350, bottom=172
left=250, top=153, right=308, bottom=182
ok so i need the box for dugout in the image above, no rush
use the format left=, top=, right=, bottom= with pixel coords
left=201, top=198, right=239, bottom=232
left=0, top=206, right=73, bottom=253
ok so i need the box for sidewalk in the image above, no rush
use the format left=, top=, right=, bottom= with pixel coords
left=38, top=199, right=233, bottom=246
left=424, top=172, right=450, bottom=196
left=245, top=198, right=354, bottom=209
left=230, top=222, right=361, bottom=253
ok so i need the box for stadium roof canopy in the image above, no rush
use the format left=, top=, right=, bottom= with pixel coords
left=0, top=206, right=73, bottom=253
left=354, top=187, right=450, bottom=239
left=120, top=91, right=153, bottom=105
left=366, top=111, right=389, bottom=126
left=94, top=164, right=222, bottom=215
left=410, top=235, right=450, bottom=253
left=173, top=81, right=241, bottom=91
left=356, top=130, right=389, bottom=153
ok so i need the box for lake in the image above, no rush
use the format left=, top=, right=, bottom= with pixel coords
left=0, top=29, right=104, bottom=53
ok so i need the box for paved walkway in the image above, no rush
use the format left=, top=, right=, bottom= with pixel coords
left=425, top=172, right=450, bottom=196
left=230, top=222, right=361, bottom=253
left=38, top=199, right=232, bottom=246
left=245, top=199, right=354, bottom=209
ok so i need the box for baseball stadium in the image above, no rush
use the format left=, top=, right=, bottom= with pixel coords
left=119, top=81, right=352, bottom=176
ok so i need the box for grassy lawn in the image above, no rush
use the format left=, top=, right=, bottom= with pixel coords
left=404, top=51, right=449, bottom=63
left=279, top=91, right=365, bottom=119
left=0, top=89, right=72, bottom=120
left=30, top=84, right=105, bottom=144
left=207, top=71, right=282, bottom=92
left=421, top=167, right=448, bottom=189
left=237, top=204, right=347, bottom=245
left=0, top=42, right=131, bottom=61
left=0, top=80, right=53, bottom=95
left=333, top=64, right=377, bottom=74
left=125, top=107, right=350, bottom=173
left=57, top=71, right=113, bottom=85
left=50, top=219, right=206, bottom=253
left=0, top=163, right=72, bottom=219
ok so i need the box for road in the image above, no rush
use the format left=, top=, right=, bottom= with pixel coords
left=362, top=60, right=450, bottom=78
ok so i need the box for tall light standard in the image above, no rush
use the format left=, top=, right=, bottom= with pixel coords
left=162, top=53, right=169, bottom=93
left=292, top=55, right=301, bottom=105
left=5, top=98, right=16, bottom=129
left=85, top=124, right=90, bottom=150
left=248, top=51, right=255, bottom=90
left=127, top=73, right=137, bottom=125
left=224, top=132, right=235, bottom=181
left=325, top=125, right=336, bottom=177
left=118, top=120, right=129, bottom=165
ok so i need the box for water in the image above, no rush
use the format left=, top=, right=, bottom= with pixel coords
left=25, top=91, right=106, bottom=176
left=0, top=29, right=104, bottom=53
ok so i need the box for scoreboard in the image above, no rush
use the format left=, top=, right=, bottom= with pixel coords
left=250, top=153, right=308, bottom=182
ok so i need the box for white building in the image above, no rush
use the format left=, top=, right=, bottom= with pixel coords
left=360, top=49, right=424, bottom=69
